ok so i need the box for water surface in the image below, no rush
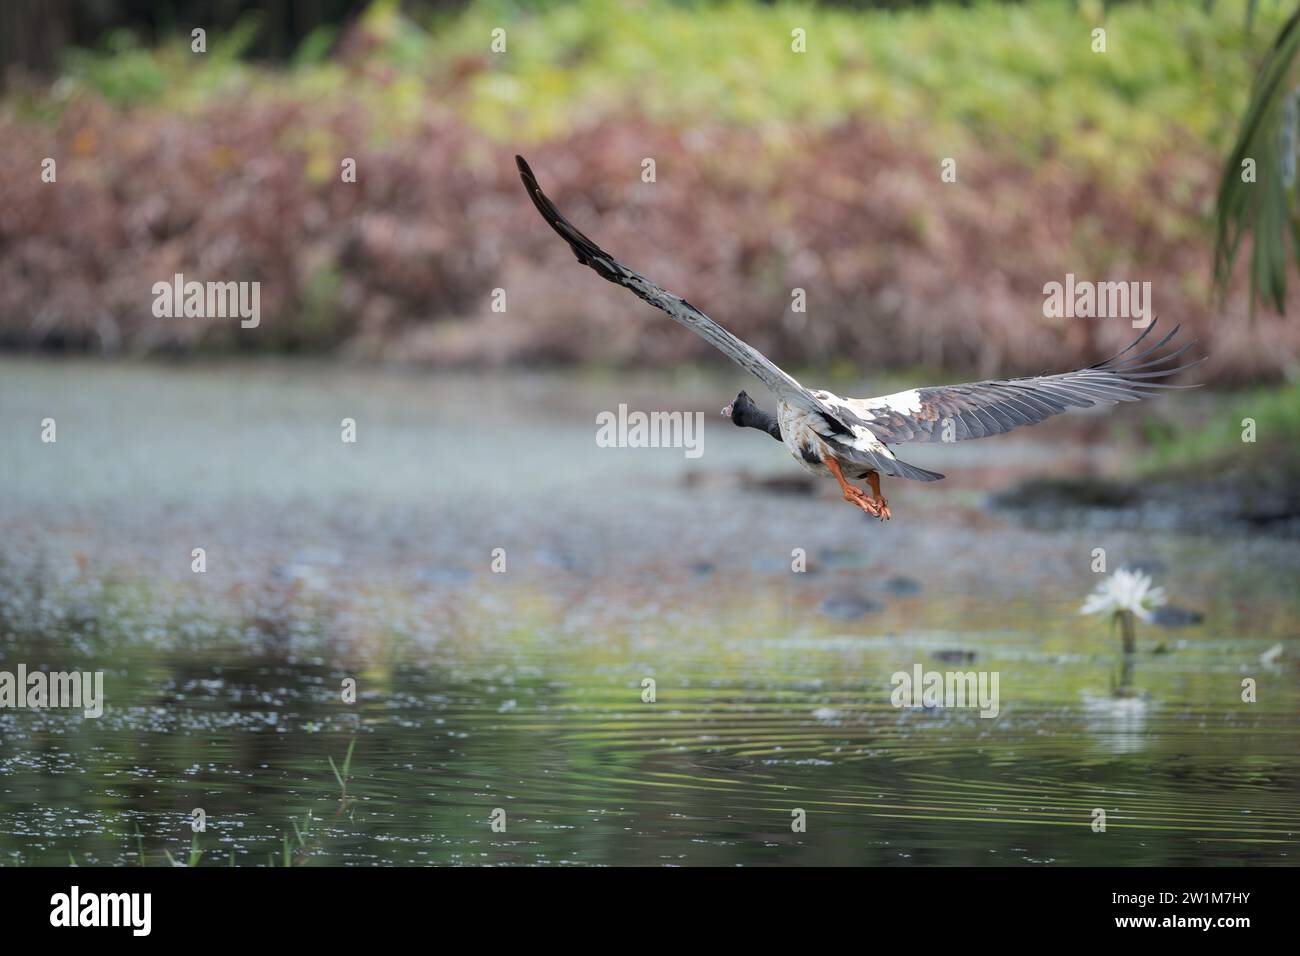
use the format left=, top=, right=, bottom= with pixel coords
left=1, top=358, right=1297, bottom=865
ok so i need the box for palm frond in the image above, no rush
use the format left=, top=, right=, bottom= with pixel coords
left=1214, top=5, right=1300, bottom=313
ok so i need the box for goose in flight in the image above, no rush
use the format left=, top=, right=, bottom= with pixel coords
left=516, top=155, right=1202, bottom=520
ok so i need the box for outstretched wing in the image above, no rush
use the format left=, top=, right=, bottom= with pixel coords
left=828, top=320, right=1202, bottom=445
left=516, top=155, right=851, bottom=433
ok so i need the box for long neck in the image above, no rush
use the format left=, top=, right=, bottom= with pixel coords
left=742, top=409, right=783, bottom=443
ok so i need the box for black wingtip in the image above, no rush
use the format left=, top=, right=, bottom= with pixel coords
left=514, top=154, right=630, bottom=287
left=516, top=154, right=540, bottom=192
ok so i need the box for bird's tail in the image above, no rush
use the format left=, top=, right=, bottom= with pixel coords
left=878, top=457, right=946, bottom=482
left=827, top=436, right=945, bottom=482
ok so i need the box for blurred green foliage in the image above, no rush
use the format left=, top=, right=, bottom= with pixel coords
left=9, top=0, right=1293, bottom=380
left=1214, top=4, right=1300, bottom=315
left=48, top=0, right=1287, bottom=184
left=1139, top=377, right=1300, bottom=473
left=438, top=0, right=1277, bottom=171
left=59, top=13, right=263, bottom=108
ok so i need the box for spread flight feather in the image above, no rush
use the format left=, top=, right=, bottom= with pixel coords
left=516, top=155, right=1201, bottom=482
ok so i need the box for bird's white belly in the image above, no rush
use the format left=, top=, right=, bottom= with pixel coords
left=777, top=400, right=833, bottom=477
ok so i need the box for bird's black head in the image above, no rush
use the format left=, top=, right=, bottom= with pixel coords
left=721, top=390, right=762, bottom=427
left=722, top=390, right=783, bottom=442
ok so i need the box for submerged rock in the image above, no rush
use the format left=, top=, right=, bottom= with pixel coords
left=818, top=592, right=881, bottom=621
left=932, top=649, right=976, bottom=663
left=1150, top=606, right=1204, bottom=628
left=884, top=575, right=923, bottom=596
left=991, top=475, right=1138, bottom=511
left=741, top=472, right=818, bottom=496
left=997, top=468, right=1300, bottom=537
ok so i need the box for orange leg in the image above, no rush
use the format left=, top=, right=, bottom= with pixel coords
left=864, top=470, right=891, bottom=520
left=825, top=457, right=881, bottom=517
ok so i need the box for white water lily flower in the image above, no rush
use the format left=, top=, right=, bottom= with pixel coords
left=1079, top=569, right=1167, bottom=622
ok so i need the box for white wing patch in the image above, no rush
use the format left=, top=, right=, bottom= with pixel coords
left=813, top=388, right=923, bottom=425
left=865, top=388, right=924, bottom=416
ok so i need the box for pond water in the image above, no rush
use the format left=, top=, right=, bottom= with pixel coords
left=1, top=358, right=1297, bottom=866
